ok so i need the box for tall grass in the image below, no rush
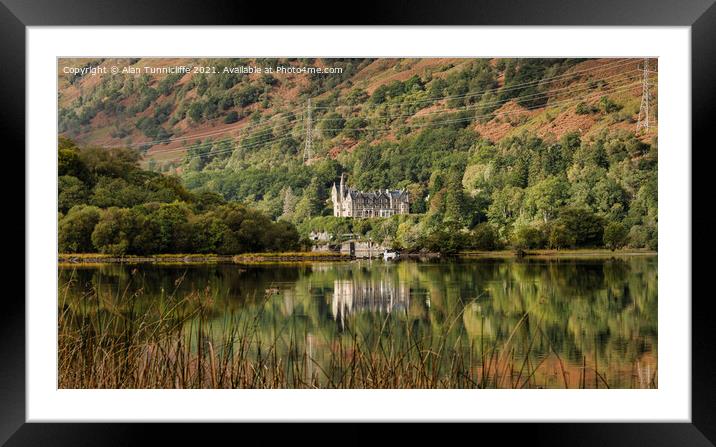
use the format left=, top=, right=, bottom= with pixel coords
left=58, top=271, right=657, bottom=389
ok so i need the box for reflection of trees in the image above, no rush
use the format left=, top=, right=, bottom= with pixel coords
left=473, top=257, right=657, bottom=385
left=59, top=256, right=657, bottom=388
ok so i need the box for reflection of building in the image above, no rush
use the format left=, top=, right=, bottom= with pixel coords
left=331, top=278, right=410, bottom=328
left=331, top=173, right=409, bottom=218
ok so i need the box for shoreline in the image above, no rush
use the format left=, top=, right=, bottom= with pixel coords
left=59, top=249, right=656, bottom=265
left=59, top=252, right=352, bottom=265
left=459, top=249, right=657, bottom=259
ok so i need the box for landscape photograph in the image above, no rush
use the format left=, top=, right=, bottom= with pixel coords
left=57, top=57, right=658, bottom=389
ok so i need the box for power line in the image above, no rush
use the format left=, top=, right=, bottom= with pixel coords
left=104, top=109, right=302, bottom=149
left=316, top=81, right=645, bottom=132
left=152, top=74, right=644, bottom=159
left=145, top=62, right=655, bottom=164
left=165, top=80, right=648, bottom=163
left=311, top=69, right=642, bottom=124
left=312, top=58, right=638, bottom=109
left=636, top=58, right=655, bottom=133
left=141, top=118, right=299, bottom=157
left=165, top=80, right=647, bottom=164
left=107, top=58, right=638, bottom=150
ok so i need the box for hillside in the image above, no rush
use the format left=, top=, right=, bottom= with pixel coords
left=57, top=57, right=658, bottom=254
left=58, top=58, right=654, bottom=158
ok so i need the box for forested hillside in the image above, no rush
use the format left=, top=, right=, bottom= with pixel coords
left=58, top=58, right=658, bottom=254
left=58, top=137, right=300, bottom=255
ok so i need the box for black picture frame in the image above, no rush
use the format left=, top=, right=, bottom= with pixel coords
left=3, top=0, right=713, bottom=444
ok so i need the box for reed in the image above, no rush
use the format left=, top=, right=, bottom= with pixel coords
left=58, top=273, right=656, bottom=389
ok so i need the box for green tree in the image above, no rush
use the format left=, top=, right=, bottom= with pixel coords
left=294, top=178, right=325, bottom=221
left=90, top=177, right=147, bottom=208
left=58, top=175, right=89, bottom=213
left=58, top=139, right=91, bottom=183
left=191, top=214, right=231, bottom=253
left=555, top=207, right=605, bottom=247
left=420, top=222, right=467, bottom=254
left=443, top=173, right=470, bottom=226
left=353, top=219, right=373, bottom=237
left=129, top=207, right=162, bottom=254
left=320, top=112, right=345, bottom=139
left=511, top=224, right=546, bottom=250
left=593, top=177, right=627, bottom=220
left=470, top=223, right=500, bottom=250
left=603, top=222, right=628, bottom=251
left=192, top=191, right=226, bottom=212
left=345, top=88, right=368, bottom=105
left=395, top=218, right=420, bottom=250
left=487, top=186, right=525, bottom=236
left=153, top=202, right=192, bottom=252
left=91, top=207, right=137, bottom=255
left=598, top=96, right=622, bottom=113
left=188, top=102, right=204, bottom=122
left=79, top=146, right=141, bottom=180
left=280, top=186, right=298, bottom=220
left=547, top=222, right=576, bottom=249
left=525, top=176, right=569, bottom=222
left=224, top=110, right=239, bottom=124
left=342, top=117, right=367, bottom=139
left=265, top=220, right=301, bottom=251
left=58, top=205, right=100, bottom=253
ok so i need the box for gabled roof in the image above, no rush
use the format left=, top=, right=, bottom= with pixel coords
left=338, top=184, right=408, bottom=202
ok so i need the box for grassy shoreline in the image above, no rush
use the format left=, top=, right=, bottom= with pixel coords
left=58, top=251, right=351, bottom=265
left=459, top=248, right=657, bottom=258
left=59, top=248, right=656, bottom=265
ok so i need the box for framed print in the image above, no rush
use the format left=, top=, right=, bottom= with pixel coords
left=4, top=0, right=714, bottom=444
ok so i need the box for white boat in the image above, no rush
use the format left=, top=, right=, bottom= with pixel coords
left=383, top=250, right=399, bottom=261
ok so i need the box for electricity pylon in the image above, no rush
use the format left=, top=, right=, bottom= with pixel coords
left=636, top=58, right=652, bottom=133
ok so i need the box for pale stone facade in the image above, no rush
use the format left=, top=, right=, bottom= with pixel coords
left=331, top=173, right=409, bottom=218
left=331, top=278, right=410, bottom=327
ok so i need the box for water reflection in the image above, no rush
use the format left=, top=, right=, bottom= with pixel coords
left=331, top=278, right=411, bottom=327
left=59, top=256, right=657, bottom=389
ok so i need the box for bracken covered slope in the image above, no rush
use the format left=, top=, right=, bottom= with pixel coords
left=57, top=57, right=658, bottom=253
